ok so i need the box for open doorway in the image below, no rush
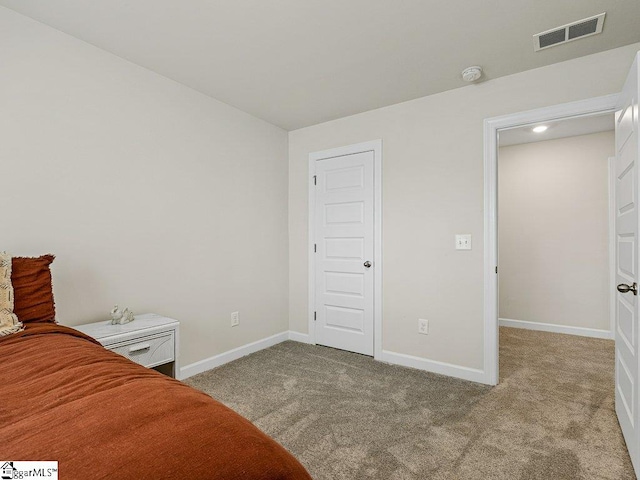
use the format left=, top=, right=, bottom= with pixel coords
left=486, top=112, right=635, bottom=475
left=484, top=55, right=640, bottom=475
left=497, top=114, right=615, bottom=341
left=482, top=94, right=620, bottom=386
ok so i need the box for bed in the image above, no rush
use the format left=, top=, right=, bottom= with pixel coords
left=0, top=323, right=311, bottom=479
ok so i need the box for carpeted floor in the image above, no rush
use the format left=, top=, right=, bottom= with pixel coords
left=184, top=327, right=635, bottom=479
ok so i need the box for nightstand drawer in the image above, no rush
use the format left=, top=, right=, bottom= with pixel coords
left=109, top=332, right=174, bottom=369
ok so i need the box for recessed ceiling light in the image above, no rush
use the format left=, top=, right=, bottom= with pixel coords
left=532, top=125, right=548, bottom=133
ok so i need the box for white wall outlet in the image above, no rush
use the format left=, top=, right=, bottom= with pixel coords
left=418, top=318, right=429, bottom=335
left=455, top=234, right=472, bottom=250
left=231, top=311, right=239, bottom=327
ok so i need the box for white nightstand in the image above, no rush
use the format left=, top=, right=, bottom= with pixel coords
left=74, top=313, right=180, bottom=378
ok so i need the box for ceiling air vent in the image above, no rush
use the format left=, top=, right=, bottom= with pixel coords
left=533, top=13, right=605, bottom=51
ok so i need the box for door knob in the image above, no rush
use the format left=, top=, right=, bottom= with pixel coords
left=617, top=283, right=638, bottom=295
left=364, top=261, right=372, bottom=268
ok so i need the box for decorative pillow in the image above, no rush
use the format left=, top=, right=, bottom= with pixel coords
left=12, top=255, right=56, bottom=323
left=0, top=252, right=24, bottom=336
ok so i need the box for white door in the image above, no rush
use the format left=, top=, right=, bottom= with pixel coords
left=314, top=151, right=374, bottom=355
left=615, top=52, right=640, bottom=475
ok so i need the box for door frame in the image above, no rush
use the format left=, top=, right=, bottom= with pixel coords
left=483, top=94, right=619, bottom=386
left=308, top=139, right=383, bottom=359
left=609, top=156, right=617, bottom=336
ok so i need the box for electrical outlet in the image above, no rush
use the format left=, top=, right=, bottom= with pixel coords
left=231, top=311, right=239, bottom=327
left=418, top=318, right=429, bottom=335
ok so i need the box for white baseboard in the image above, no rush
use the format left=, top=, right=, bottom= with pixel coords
left=381, top=350, right=487, bottom=384
left=288, top=332, right=487, bottom=384
left=288, top=331, right=311, bottom=343
left=180, top=329, right=489, bottom=385
left=499, top=318, right=614, bottom=340
left=179, top=331, right=289, bottom=380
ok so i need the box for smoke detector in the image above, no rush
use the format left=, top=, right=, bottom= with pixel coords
left=533, top=13, right=606, bottom=51
left=462, top=66, right=483, bottom=82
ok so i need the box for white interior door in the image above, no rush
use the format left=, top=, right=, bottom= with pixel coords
left=615, top=52, right=640, bottom=475
left=314, top=151, right=374, bottom=356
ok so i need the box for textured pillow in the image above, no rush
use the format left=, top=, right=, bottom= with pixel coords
left=0, top=252, right=24, bottom=336
left=12, top=255, right=56, bottom=323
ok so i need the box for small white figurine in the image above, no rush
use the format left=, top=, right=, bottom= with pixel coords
left=110, top=305, right=135, bottom=325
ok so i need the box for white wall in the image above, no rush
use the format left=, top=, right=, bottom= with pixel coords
left=289, top=44, right=640, bottom=371
left=0, top=7, right=289, bottom=367
left=498, top=132, right=613, bottom=331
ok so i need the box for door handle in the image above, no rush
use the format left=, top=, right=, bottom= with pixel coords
left=617, top=283, right=638, bottom=295
left=364, top=261, right=372, bottom=268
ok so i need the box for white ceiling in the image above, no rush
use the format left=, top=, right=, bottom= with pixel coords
left=499, top=113, right=614, bottom=147
left=2, top=1, right=639, bottom=130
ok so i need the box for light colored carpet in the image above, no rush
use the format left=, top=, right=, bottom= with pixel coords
left=184, top=327, right=635, bottom=479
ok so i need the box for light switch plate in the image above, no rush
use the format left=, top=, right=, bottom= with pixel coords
left=455, top=234, right=472, bottom=250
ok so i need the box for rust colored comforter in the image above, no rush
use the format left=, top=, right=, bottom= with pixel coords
left=0, top=324, right=311, bottom=480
